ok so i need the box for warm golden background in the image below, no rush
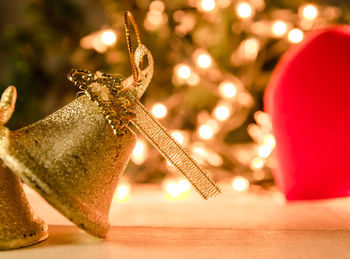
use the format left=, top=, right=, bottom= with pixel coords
left=0, top=0, right=349, bottom=190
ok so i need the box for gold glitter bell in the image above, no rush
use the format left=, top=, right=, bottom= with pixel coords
left=0, top=86, right=48, bottom=250
left=0, top=160, right=48, bottom=250
left=0, top=95, right=136, bottom=238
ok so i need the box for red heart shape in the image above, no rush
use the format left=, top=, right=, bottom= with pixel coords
left=264, top=26, right=350, bottom=200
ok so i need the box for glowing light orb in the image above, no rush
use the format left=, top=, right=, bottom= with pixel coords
left=207, top=152, right=223, bottom=167
left=263, top=134, right=276, bottom=149
left=150, top=0, right=166, bottom=12
left=272, top=20, right=287, bottom=36
left=232, top=176, right=249, bottom=192
left=236, top=2, right=253, bottom=19
left=147, top=11, right=165, bottom=26
left=151, top=103, right=167, bottom=119
left=288, top=29, right=304, bottom=43
left=237, top=92, right=253, bottom=106
left=214, top=104, right=231, bottom=121
left=165, top=179, right=191, bottom=200
left=251, top=157, right=264, bottom=170
left=178, top=179, right=191, bottom=192
left=193, top=146, right=206, bottom=156
left=197, top=53, right=212, bottom=69
left=171, top=130, right=185, bottom=145
left=176, top=64, right=192, bottom=79
left=219, top=81, right=237, bottom=99
left=198, top=124, right=214, bottom=140
left=254, top=111, right=271, bottom=127
left=301, top=4, right=318, bottom=20
left=258, top=145, right=272, bottom=158
left=199, top=0, right=216, bottom=12
left=132, top=140, right=147, bottom=165
left=240, top=38, right=260, bottom=61
left=114, top=184, right=130, bottom=202
left=166, top=183, right=181, bottom=197
left=100, top=30, right=117, bottom=46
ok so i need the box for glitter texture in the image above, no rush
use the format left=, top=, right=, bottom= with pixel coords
left=0, top=96, right=136, bottom=238
left=0, top=158, right=48, bottom=250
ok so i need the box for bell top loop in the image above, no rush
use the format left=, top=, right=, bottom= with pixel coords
left=124, top=11, right=142, bottom=86
left=123, top=11, right=154, bottom=100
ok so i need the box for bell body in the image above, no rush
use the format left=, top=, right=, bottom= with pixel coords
left=0, top=160, right=48, bottom=250
left=0, top=96, right=136, bottom=237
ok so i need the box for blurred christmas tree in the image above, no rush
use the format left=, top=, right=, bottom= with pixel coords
left=0, top=0, right=349, bottom=188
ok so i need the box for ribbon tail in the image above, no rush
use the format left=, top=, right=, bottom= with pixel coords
left=130, top=99, right=221, bottom=199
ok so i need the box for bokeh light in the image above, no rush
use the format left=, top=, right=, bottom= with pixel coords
left=254, top=111, right=271, bottom=128
left=100, top=30, right=117, bottom=46
left=250, top=157, right=265, bottom=170
left=187, top=72, right=200, bottom=86
left=236, top=2, right=254, bottom=19
left=151, top=103, right=168, bottom=119
left=175, top=64, right=192, bottom=79
left=198, top=124, right=215, bottom=140
left=193, top=146, right=206, bottom=156
left=258, top=145, right=272, bottom=158
left=198, top=0, right=216, bottom=12
left=145, top=2, right=168, bottom=31
left=288, top=28, right=304, bottom=43
left=263, top=134, right=276, bottom=149
left=239, top=37, right=261, bottom=61
left=132, top=140, right=147, bottom=165
left=113, top=184, right=131, bottom=202
left=300, top=4, right=318, bottom=20
left=219, top=81, right=238, bottom=99
left=164, top=179, right=191, bottom=200
left=196, top=53, right=212, bottom=69
left=213, top=102, right=231, bottom=121
left=232, top=176, right=250, bottom=192
left=150, top=0, right=166, bottom=12
left=207, top=152, right=223, bottom=167
left=171, top=130, right=185, bottom=145
left=272, top=20, right=287, bottom=37
left=237, top=92, right=253, bottom=106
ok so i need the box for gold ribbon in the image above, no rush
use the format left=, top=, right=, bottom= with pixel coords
left=68, top=12, right=221, bottom=199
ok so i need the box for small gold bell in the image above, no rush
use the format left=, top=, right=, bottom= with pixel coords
left=0, top=95, right=136, bottom=238
left=0, top=160, right=48, bottom=250
left=0, top=86, right=48, bottom=250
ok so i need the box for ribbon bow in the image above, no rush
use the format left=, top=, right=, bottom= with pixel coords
left=68, top=12, right=221, bottom=199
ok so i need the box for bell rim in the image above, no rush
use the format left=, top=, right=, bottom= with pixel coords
left=0, top=221, right=48, bottom=250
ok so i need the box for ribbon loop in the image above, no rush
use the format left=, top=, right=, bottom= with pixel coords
left=124, top=11, right=142, bottom=86
left=123, top=11, right=154, bottom=99
left=123, top=44, right=154, bottom=99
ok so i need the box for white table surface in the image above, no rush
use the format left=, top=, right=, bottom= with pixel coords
left=2, top=183, right=350, bottom=258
